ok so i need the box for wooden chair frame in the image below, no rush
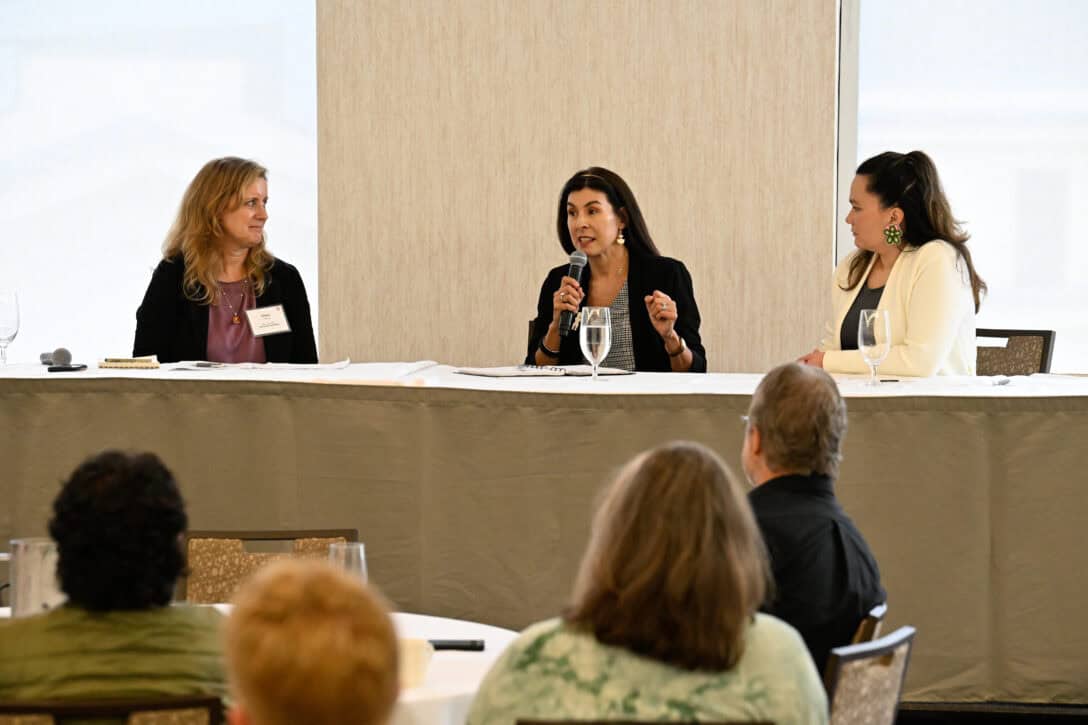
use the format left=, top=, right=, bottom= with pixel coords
left=851, top=601, right=888, bottom=644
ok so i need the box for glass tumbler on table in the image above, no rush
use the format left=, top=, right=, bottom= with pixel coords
left=328, top=542, right=368, bottom=583
left=0, top=291, right=19, bottom=365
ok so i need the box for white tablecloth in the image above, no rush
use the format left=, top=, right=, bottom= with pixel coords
left=391, top=612, right=516, bottom=725
left=2, top=360, right=1085, bottom=398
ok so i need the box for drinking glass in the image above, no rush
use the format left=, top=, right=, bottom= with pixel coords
left=328, top=542, right=368, bottom=583
left=0, top=291, right=18, bottom=365
left=858, top=309, right=891, bottom=385
left=578, top=307, right=612, bottom=380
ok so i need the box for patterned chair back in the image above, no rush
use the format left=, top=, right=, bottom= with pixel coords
left=976, top=328, right=1055, bottom=375
left=180, top=529, right=358, bottom=604
left=824, top=626, right=916, bottom=725
left=0, top=694, right=222, bottom=725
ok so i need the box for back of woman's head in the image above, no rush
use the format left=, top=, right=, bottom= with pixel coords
left=555, top=167, right=660, bottom=257
left=48, top=450, right=187, bottom=611
left=564, top=441, right=769, bottom=671
left=856, top=150, right=986, bottom=310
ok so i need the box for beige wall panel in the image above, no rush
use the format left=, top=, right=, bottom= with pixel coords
left=318, top=0, right=836, bottom=372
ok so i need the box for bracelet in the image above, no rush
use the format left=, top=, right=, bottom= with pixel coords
left=667, top=337, right=686, bottom=358
left=539, top=340, right=560, bottom=358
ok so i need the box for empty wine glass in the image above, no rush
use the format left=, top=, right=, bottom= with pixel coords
left=328, top=542, right=368, bottom=583
left=858, top=309, right=890, bottom=385
left=578, top=307, right=612, bottom=380
left=0, top=291, right=19, bottom=365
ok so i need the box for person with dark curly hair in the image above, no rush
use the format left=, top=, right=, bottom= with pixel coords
left=0, top=451, right=226, bottom=704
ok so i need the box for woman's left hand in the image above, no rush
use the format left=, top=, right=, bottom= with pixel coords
left=799, top=349, right=826, bottom=368
left=644, top=290, right=677, bottom=340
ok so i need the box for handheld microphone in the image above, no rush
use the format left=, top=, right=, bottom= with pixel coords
left=558, top=250, right=588, bottom=337
left=45, top=347, right=86, bottom=372
left=41, top=348, right=71, bottom=365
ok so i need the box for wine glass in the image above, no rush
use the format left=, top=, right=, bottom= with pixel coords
left=328, top=542, right=368, bottom=583
left=0, top=291, right=19, bottom=365
left=579, top=307, right=612, bottom=380
left=858, top=309, right=890, bottom=385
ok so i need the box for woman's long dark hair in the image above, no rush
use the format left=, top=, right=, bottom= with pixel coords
left=556, top=167, right=660, bottom=257
left=846, top=151, right=987, bottom=312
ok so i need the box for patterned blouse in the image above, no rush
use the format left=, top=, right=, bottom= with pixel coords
left=468, top=615, right=828, bottom=725
left=597, top=280, right=636, bottom=372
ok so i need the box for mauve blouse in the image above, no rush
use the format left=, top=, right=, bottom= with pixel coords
left=206, top=279, right=266, bottom=363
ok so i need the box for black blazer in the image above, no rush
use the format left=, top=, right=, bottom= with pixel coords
left=526, top=251, right=706, bottom=372
left=749, top=473, right=885, bottom=672
left=133, top=255, right=318, bottom=364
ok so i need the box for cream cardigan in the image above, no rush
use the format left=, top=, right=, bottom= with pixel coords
left=820, top=240, right=977, bottom=376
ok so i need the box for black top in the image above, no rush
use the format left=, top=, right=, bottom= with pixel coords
left=749, top=473, right=885, bottom=673
left=526, top=250, right=706, bottom=373
left=840, top=284, right=885, bottom=350
left=133, top=255, right=318, bottom=364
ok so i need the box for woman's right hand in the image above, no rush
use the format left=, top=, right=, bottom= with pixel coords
left=551, top=276, right=584, bottom=326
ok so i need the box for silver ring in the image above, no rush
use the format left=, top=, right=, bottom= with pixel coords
left=561, top=293, right=567, bottom=301
left=659, top=303, right=667, bottom=311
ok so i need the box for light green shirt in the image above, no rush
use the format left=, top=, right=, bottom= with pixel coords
left=0, top=604, right=226, bottom=703
left=468, top=614, right=828, bottom=725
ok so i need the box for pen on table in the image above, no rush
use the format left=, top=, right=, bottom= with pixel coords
left=879, top=378, right=899, bottom=383
left=428, top=639, right=485, bottom=651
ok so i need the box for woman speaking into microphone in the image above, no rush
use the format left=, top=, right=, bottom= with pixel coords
left=526, top=168, right=706, bottom=372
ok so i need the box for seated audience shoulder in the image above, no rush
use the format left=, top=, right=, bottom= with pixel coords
left=0, top=450, right=226, bottom=706
left=467, top=615, right=826, bottom=725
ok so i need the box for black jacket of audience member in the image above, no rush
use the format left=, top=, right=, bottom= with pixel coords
left=526, top=250, right=706, bottom=372
left=133, top=255, right=317, bottom=364
left=749, top=473, right=885, bottom=673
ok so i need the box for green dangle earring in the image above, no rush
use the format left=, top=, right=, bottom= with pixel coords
left=883, top=222, right=903, bottom=246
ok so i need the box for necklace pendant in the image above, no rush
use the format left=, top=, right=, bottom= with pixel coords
left=232, top=314, right=241, bottom=325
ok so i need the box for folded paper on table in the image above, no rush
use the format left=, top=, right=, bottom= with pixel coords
left=170, top=359, right=352, bottom=372
left=398, top=637, right=434, bottom=688
left=455, top=364, right=634, bottom=377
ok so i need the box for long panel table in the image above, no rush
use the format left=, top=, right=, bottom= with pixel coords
left=2, top=362, right=1086, bottom=705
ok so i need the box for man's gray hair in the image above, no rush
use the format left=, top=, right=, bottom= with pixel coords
left=747, top=363, right=847, bottom=478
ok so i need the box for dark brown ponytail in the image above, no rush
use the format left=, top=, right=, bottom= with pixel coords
left=845, top=151, right=987, bottom=312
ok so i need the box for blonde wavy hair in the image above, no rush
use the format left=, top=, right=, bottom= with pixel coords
left=163, top=157, right=274, bottom=304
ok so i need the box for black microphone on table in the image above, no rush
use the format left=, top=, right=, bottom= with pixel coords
left=558, top=250, right=588, bottom=337
left=40, top=347, right=87, bottom=372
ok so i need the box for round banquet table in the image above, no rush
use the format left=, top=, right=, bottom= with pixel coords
left=390, top=611, right=518, bottom=725
left=0, top=606, right=518, bottom=725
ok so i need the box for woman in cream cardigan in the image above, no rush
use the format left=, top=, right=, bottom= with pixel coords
left=800, top=150, right=987, bottom=376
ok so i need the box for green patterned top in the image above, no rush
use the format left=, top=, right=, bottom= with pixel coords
left=468, top=614, right=827, bottom=725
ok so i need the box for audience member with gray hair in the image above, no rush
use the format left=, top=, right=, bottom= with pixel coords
left=741, top=362, right=885, bottom=673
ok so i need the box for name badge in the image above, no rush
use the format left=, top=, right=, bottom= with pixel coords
left=245, top=305, right=292, bottom=337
